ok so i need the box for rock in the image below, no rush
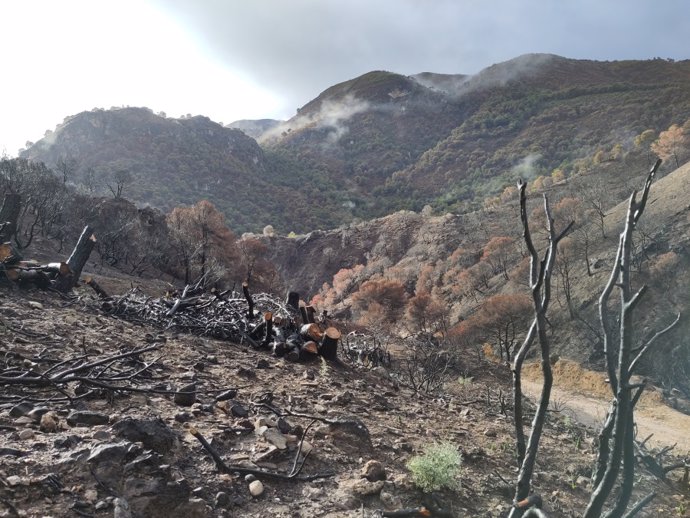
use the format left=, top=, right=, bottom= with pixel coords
left=249, top=480, right=264, bottom=497
left=215, top=491, right=229, bottom=508
left=92, top=430, right=111, bottom=441
left=95, top=500, right=109, bottom=511
left=6, top=475, right=22, bottom=486
left=175, top=412, right=193, bottom=423
left=9, top=402, right=33, bottom=418
left=237, top=367, right=256, bottom=379
left=54, top=435, right=81, bottom=449
left=84, top=489, right=98, bottom=503
left=87, top=441, right=138, bottom=464
left=380, top=490, right=402, bottom=509
left=483, top=428, right=497, bottom=437
left=302, top=485, right=325, bottom=500
left=18, top=429, right=35, bottom=440
left=262, top=428, right=288, bottom=450
left=361, top=460, right=386, bottom=482
left=244, top=474, right=256, bottom=483
left=180, top=497, right=208, bottom=517
left=13, top=416, right=32, bottom=426
left=112, top=418, right=178, bottom=454
left=339, top=478, right=385, bottom=497
left=231, top=403, right=249, bottom=418
left=27, top=301, right=44, bottom=310
left=277, top=417, right=291, bottom=434
left=39, top=412, right=60, bottom=433
left=67, top=411, right=110, bottom=427
left=256, top=359, right=270, bottom=369
left=113, top=497, right=132, bottom=518
left=335, top=391, right=354, bottom=405
left=174, top=383, right=196, bottom=406
left=28, top=407, right=51, bottom=423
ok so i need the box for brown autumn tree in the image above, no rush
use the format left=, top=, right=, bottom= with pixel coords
left=481, top=236, right=515, bottom=280
left=167, top=200, right=238, bottom=286
left=405, top=291, right=449, bottom=335
left=651, top=123, right=686, bottom=168
left=474, top=293, right=532, bottom=362
left=351, top=278, right=408, bottom=330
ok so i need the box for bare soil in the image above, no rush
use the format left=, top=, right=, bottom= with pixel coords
left=522, top=359, right=690, bottom=453
left=1, top=285, right=689, bottom=517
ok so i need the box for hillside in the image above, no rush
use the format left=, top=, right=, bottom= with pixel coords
left=260, top=157, right=690, bottom=391
left=1, top=280, right=688, bottom=517
left=21, top=55, right=690, bottom=233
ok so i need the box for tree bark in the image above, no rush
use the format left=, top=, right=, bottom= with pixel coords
left=0, top=193, right=21, bottom=242
left=286, top=291, right=300, bottom=311
left=320, top=327, right=341, bottom=360
left=54, top=225, right=96, bottom=292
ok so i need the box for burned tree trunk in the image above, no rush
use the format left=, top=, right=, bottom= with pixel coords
left=243, top=282, right=255, bottom=320
left=583, top=159, right=679, bottom=518
left=286, top=291, right=300, bottom=311
left=509, top=180, right=572, bottom=517
left=53, top=225, right=96, bottom=292
left=0, top=193, right=21, bottom=242
left=320, top=327, right=341, bottom=361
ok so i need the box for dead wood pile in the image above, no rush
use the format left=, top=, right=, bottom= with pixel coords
left=95, top=285, right=341, bottom=363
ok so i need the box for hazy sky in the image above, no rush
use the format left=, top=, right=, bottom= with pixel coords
left=1, top=0, right=688, bottom=156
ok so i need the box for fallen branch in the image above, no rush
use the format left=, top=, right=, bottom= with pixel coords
left=189, top=425, right=334, bottom=482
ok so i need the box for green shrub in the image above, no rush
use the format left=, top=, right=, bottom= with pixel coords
left=406, top=442, right=462, bottom=492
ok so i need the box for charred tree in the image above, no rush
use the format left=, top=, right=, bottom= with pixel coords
left=0, top=193, right=21, bottom=242
left=583, top=160, right=679, bottom=518
left=53, top=225, right=97, bottom=292
left=508, top=179, right=572, bottom=517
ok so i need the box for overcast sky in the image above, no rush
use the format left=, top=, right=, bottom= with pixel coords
left=1, top=0, right=688, bottom=156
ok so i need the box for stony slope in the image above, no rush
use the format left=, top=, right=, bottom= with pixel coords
left=1, top=284, right=688, bottom=517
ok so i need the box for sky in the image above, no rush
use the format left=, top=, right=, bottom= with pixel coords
left=1, top=0, right=689, bottom=156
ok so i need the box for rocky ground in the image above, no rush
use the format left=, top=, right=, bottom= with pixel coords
left=1, top=283, right=689, bottom=517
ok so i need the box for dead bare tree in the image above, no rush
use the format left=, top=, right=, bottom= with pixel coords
left=509, top=160, right=681, bottom=517
left=508, top=180, right=573, bottom=517
left=583, top=159, right=680, bottom=518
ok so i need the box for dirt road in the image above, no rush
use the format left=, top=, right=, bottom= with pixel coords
left=521, top=362, right=690, bottom=454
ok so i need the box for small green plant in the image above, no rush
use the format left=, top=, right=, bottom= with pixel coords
left=456, top=375, right=473, bottom=386
left=406, top=442, right=462, bottom=493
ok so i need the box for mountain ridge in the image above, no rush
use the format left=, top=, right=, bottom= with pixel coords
left=21, top=54, right=690, bottom=232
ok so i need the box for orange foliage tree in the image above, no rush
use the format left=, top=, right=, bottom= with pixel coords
left=474, top=293, right=532, bottom=362
left=167, top=200, right=238, bottom=286
left=651, top=123, right=687, bottom=168
left=481, top=236, right=515, bottom=280
left=351, top=278, right=408, bottom=329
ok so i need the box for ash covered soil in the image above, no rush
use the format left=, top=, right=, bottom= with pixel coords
left=1, top=285, right=688, bottom=517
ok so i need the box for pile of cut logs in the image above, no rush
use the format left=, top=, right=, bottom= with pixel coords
left=94, top=282, right=342, bottom=363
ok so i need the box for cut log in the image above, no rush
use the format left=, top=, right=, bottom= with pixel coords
left=4, top=267, right=51, bottom=289
left=53, top=225, right=97, bottom=292
left=286, top=291, right=300, bottom=311
left=305, top=305, right=317, bottom=324
left=0, top=242, right=22, bottom=265
left=84, top=276, right=110, bottom=299
left=320, top=327, right=341, bottom=360
left=285, top=334, right=302, bottom=362
left=299, top=300, right=309, bottom=324
left=45, top=262, right=71, bottom=276
left=300, top=323, right=323, bottom=342
left=302, top=341, right=319, bottom=355
left=0, top=193, right=21, bottom=242
left=262, top=312, right=273, bottom=346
